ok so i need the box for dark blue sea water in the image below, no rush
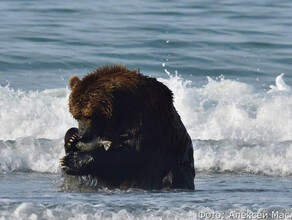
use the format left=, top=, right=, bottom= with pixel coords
left=1, top=1, right=292, bottom=219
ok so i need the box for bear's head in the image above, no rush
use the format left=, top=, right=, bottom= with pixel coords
left=68, top=65, right=139, bottom=143
left=68, top=74, right=112, bottom=143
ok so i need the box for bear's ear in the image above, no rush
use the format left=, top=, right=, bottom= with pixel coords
left=69, top=75, right=80, bottom=89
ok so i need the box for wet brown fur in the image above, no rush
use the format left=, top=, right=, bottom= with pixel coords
left=69, top=65, right=145, bottom=119
left=66, top=65, right=195, bottom=189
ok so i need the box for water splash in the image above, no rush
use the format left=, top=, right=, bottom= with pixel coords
left=268, top=73, right=291, bottom=93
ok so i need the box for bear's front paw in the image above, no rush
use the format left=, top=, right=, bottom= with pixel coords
left=64, top=127, right=80, bottom=154
left=60, top=152, right=94, bottom=176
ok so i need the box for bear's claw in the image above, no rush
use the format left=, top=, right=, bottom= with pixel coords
left=59, top=157, right=65, bottom=164
left=61, top=166, right=68, bottom=170
left=64, top=128, right=80, bottom=154
left=67, top=135, right=79, bottom=146
left=59, top=152, right=94, bottom=176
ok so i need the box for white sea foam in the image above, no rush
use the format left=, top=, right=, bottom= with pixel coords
left=0, top=202, right=290, bottom=220
left=193, top=140, right=292, bottom=176
left=0, top=86, right=76, bottom=141
left=268, top=73, right=291, bottom=93
left=159, top=73, right=292, bottom=142
left=0, top=137, right=63, bottom=173
left=0, top=74, right=292, bottom=175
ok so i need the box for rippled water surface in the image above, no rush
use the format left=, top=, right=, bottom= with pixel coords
left=1, top=0, right=292, bottom=219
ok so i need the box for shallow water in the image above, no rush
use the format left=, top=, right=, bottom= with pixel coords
left=1, top=0, right=292, bottom=219
left=1, top=173, right=291, bottom=219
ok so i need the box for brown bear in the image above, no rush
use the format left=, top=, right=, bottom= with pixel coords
left=60, top=65, right=195, bottom=190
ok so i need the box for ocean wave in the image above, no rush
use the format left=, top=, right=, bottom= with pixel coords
left=0, top=86, right=76, bottom=141
left=193, top=139, right=292, bottom=176
left=160, top=73, right=292, bottom=142
left=1, top=74, right=291, bottom=142
left=0, top=74, right=291, bottom=176
left=0, top=137, right=63, bottom=173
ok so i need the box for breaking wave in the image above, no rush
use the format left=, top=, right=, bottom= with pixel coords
left=160, top=73, right=292, bottom=142
left=0, top=73, right=291, bottom=176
